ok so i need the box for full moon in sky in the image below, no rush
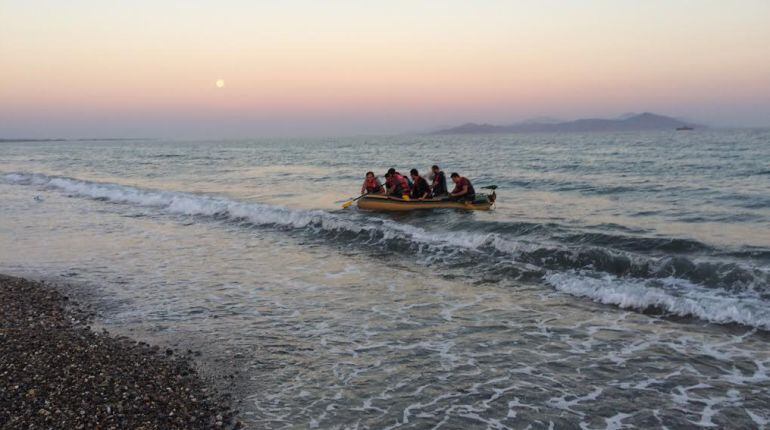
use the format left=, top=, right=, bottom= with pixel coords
left=215, top=79, right=225, bottom=88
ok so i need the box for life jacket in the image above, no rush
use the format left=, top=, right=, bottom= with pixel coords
left=432, top=171, right=447, bottom=195
left=396, top=173, right=411, bottom=193
left=364, top=177, right=381, bottom=193
left=387, top=173, right=410, bottom=195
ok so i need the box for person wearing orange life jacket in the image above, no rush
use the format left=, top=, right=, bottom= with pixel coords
left=449, top=172, right=476, bottom=202
left=384, top=168, right=411, bottom=198
left=360, top=171, right=384, bottom=195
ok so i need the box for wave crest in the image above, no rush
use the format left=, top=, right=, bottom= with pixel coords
left=4, top=171, right=769, bottom=329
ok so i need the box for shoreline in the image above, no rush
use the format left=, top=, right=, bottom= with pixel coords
left=0, top=274, right=241, bottom=429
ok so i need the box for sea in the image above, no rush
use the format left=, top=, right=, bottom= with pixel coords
left=1, top=130, right=769, bottom=429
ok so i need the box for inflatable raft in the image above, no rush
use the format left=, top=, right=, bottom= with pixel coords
left=357, top=193, right=495, bottom=212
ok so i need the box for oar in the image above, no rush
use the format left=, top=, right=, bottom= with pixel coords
left=341, top=193, right=367, bottom=209
left=481, top=185, right=498, bottom=190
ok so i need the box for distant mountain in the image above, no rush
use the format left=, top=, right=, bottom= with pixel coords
left=434, top=113, right=702, bottom=134
left=615, top=112, right=640, bottom=120
left=436, top=123, right=502, bottom=134
left=0, top=137, right=153, bottom=142
left=519, top=116, right=564, bottom=124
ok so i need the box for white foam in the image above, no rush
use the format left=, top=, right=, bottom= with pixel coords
left=4, top=172, right=545, bottom=261
left=719, top=360, right=770, bottom=385
left=546, top=272, right=770, bottom=330
left=748, top=409, right=770, bottom=429
left=4, top=172, right=528, bottom=255
left=7, top=171, right=770, bottom=332
left=603, top=412, right=635, bottom=430
left=545, top=387, right=603, bottom=415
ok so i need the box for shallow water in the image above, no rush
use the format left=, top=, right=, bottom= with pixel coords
left=1, top=131, right=769, bottom=428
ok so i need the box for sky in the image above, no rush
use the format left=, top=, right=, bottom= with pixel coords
left=1, top=0, right=769, bottom=138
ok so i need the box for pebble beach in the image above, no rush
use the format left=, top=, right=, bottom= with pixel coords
left=0, top=274, right=238, bottom=429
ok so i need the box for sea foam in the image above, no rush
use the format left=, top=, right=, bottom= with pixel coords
left=5, top=171, right=770, bottom=330
left=546, top=272, right=770, bottom=330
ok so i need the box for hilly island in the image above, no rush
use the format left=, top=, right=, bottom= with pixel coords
left=435, top=112, right=701, bottom=134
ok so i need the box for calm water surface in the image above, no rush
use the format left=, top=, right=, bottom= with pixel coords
left=1, top=131, right=769, bottom=428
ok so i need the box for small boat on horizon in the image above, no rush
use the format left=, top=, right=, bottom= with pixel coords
left=676, top=126, right=694, bottom=131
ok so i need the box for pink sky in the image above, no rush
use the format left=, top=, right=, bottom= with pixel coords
left=2, top=1, right=769, bottom=137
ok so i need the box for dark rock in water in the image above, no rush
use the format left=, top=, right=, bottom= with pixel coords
left=0, top=274, right=237, bottom=429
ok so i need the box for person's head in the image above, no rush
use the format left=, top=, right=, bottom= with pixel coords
left=387, top=168, right=396, bottom=176
left=410, top=168, right=419, bottom=178
left=450, top=172, right=460, bottom=183
left=366, top=171, right=374, bottom=179
left=384, top=172, right=391, bottom=179
left=431, top=165, right=440, bottom=173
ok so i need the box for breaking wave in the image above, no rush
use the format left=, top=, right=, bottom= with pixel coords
left=546, top=272, right=770, bottom=330
left=4, top=172, right=770, bottom=329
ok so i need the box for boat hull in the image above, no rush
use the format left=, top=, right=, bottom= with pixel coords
left=357, top=194, right=493, bottom=211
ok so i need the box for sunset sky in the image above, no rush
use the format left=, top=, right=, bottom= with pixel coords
left=2, top=1, right=769, bottom=137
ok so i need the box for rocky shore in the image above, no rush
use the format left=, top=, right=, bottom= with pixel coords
left=0, top=275, right=238, bottom=429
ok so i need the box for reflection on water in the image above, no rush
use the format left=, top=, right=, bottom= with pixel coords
left=1, top=131, right=769, bottom=428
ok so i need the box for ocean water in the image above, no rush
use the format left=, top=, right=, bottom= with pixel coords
left=1, top=131, right=769, bottom=428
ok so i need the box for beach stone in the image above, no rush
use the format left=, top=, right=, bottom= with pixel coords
left=0, top=274, right=237, bottom=429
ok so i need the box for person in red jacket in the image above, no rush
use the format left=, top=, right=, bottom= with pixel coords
left=449, top=172, right=476, bottom=201
left=361, top=171, right=384, bottom=195
left=384, top=168, right=411, bottom=198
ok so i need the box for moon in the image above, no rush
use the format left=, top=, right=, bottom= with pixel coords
left=215, top=79, right=225, bottom=88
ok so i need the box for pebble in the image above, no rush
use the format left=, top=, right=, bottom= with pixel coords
left=0, top=275, right=237, bottom=429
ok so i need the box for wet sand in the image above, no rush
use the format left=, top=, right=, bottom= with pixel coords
left=0, top=274, right=239, bottom=429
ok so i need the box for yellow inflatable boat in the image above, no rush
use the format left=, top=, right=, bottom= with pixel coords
left=357, top=193, right=495, bottom=212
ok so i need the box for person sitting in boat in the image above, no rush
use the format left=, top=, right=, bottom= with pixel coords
left=430, top=165, right=448, bottom=197
left=361, top=171, right=384, bottom=195
left=384, top=168, right=411, bottom=198
left=449, top=172, right=476, bottom=202
left=409, top=168, right=431, bottom=200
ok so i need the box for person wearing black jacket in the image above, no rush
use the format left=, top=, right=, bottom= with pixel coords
left=430, top=165, right=448, bottom=197
left=409, top=169, right=430, bottom=200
